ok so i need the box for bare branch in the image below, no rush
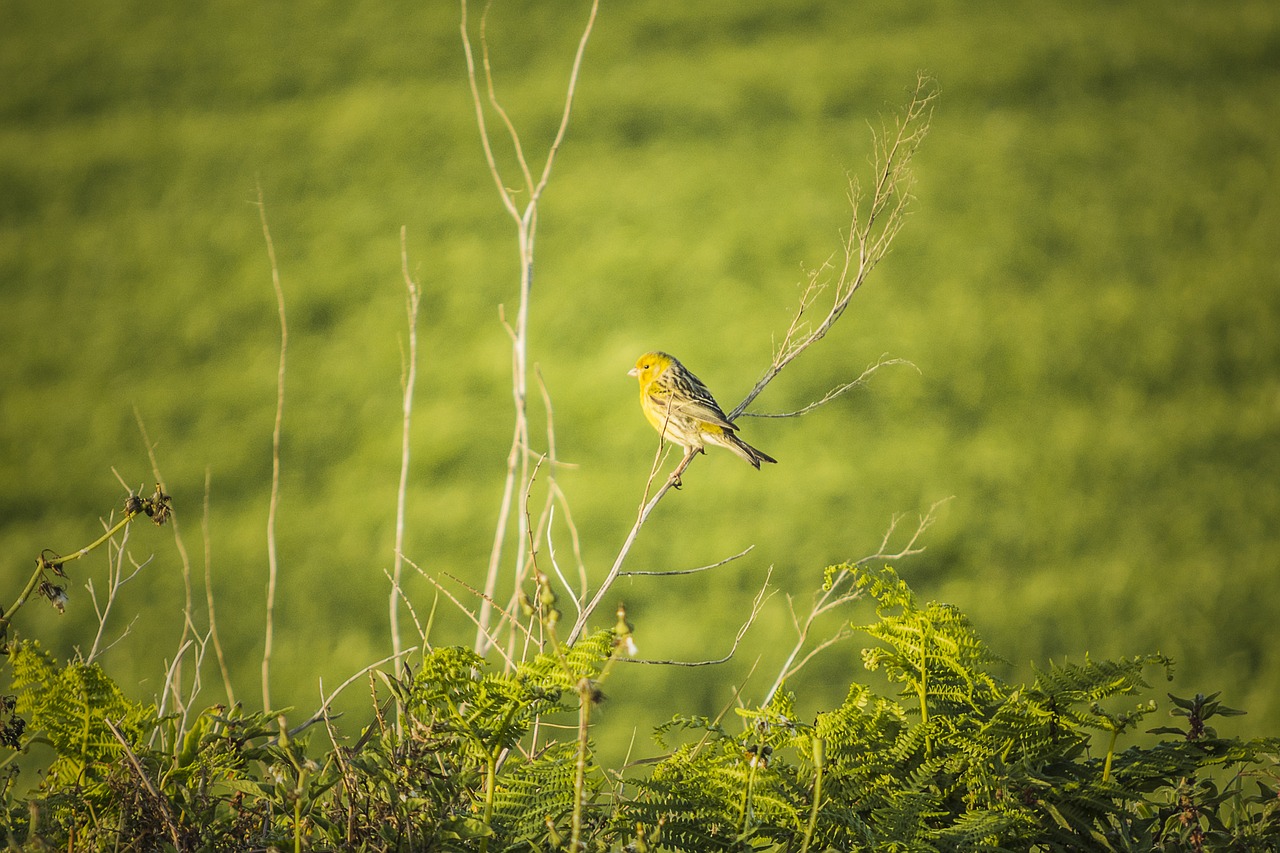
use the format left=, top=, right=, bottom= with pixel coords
left=535, top=365, right=588, bottom=593
left=620, top=545, right=755, bottom=577
left=478, top=2, right=536, bottom=196
left=566, top=454, right=687, bottom=645
left=729, top=76, right=937, bottom=421
left=256, top=184, right=287, bottom=713
left=545, top=506, right=582, bottom=621
left=459, top=0, right=519, bottom=221
left=569, top=78, right=936, bottom=644
left=628, top=570, right=773, bottom=667
left=740, top=356, right=917, bottom=419
left=462, top=0, right=600, bottom=657
left=83, top=520, right=144, bottom=663
left=762, top=496, right=950, bottom=705
left=391, top=226, right=423, bottom=665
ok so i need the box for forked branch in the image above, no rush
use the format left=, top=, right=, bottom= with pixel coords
left=762, top=497, right=951, bottom=705
left=461, top=0, right=601, bottom=657
left=567, top=77, right=936, bottom=645
left=730, top=74, right=936, bottom=421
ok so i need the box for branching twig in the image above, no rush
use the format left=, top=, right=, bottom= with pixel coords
left=407, top=556, right=518, bottom=671
left=627, top=570, right=773, bottom=667
left=740, top=356, right=917, bottom=419
left=461, top=0, right=600, bottom=657
left=568, top=78, right=936, bottom=644
left=762, top=496, right=951, bottom=705
left=730, top=76, right=937, bottom=422
left=620, top=546, right=755, bottom=578
left=83, top=526, right=147, bottom=664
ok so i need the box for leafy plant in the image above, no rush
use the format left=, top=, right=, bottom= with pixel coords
left=615, top=564, right=1280, bottom=852
left=4, top=551, right=1280, bottom=850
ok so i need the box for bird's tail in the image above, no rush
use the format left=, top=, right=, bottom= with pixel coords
left=725, top=432, right=777, bottom=469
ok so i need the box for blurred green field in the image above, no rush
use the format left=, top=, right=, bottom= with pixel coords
left=3, top=0, right=1278, bottom=762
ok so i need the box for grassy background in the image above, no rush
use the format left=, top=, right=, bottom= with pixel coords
left=3, top=0, right=1278, bottom=761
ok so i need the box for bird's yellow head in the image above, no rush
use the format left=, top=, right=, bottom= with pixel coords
left=628, top=351, right=674, bottom=386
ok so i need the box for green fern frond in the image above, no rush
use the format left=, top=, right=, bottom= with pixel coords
left=853, top=566, right=1005, bottom=722
left=1030, top=654, right=1172, bottom=706
left=492, top=741, right=588, bottom=843
left=9, top=640, right=157, bottom=788
left=927, top=805, right=1036, bottom=851
left=652, top=713, right=730, bottom=751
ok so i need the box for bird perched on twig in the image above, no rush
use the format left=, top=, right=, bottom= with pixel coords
left=629, top=351, right=777, bottom=469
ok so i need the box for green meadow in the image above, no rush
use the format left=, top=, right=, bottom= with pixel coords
left=3, top=0, right=1278, bottom=764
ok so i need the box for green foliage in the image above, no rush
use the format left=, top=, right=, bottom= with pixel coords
left=616, top=565, right=1280, bottom=852
left=9, top=641, right=156, bottom=788
left=5, top=641, right=160, bottom=845
left=3, top=566, right=1279, bottom=849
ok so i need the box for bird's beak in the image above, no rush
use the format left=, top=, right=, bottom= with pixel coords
left=627, top=367, right=638, bottom=377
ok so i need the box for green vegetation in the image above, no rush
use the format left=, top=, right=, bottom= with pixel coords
left=4, top=562, right=1278, bottom=850
left=2, top=0, right=1279, bottom=831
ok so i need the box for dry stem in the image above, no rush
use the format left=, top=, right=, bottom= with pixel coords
left=461, top=0, right=600, bottom=657
left=390, top=227, right=423, bottom=665
left=257, top=185, right=287, bottom=713
left=200, top=468, right=236, bottom=705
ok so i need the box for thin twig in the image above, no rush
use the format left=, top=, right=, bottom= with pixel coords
left=535, top=366, right=588, bottom=595
left=627, top=570, right=773, bottom=667
left=257, top=183, right=287, bottom=713
left=106, top=718, right=182, bottom=849
left=740, top=356, right=917, bottom=419
left=620, top=545, right=754, bottom=578
left=159, top=632, right=212, bottom=749
left=545, top=506, right=582, bottom=621
left=134, top=409, right=199, bottom=697
left=288, top=650, right=416, bottom=739
left=530, top=0, right=600, bottom=204
left=391, top=227, right=423, bottom=665
left=158, top=638, right=197, bottom=719
left=201, top=468, right=236, bottom=706
left=460, top=0, right=519, bottom=221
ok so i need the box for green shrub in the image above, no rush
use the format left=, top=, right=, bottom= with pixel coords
left=4, top=563, right=1277, bottom=851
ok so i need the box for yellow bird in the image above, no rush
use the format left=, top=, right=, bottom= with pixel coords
left=629, top=351, right=777, bottom=469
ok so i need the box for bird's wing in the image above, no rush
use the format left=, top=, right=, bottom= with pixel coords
left=661, top=369, right=737, bottom=431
